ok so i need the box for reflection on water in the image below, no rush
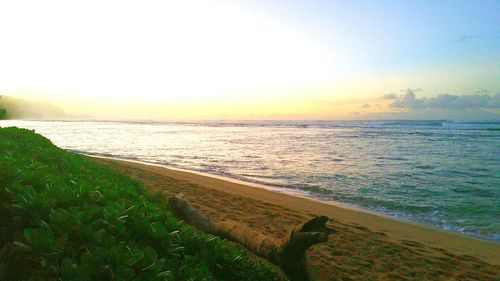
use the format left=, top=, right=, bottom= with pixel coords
left=1, top=119, right=499, bottom=241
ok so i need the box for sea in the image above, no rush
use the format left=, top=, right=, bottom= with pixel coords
left=1, top=119, right=499, bottom=241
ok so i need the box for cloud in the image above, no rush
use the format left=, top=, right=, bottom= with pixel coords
left=390, top=89, right=424, bottom=108
left=381, top=93, right=398, bottom=99
left=475, top=89, right=489, bottom=94
left=456, top=35, right=481, bottom=44
left=390, top=89, right=500, bottom=110
left=361, top=104, right=371, bottom=108
left=400, top=88, right=422, bottom=93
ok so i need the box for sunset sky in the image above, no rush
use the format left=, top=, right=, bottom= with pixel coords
left=0, top=0, right=498, bottom=119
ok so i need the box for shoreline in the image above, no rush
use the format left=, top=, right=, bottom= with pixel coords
left=88, top=155, right=500, bottom=264
left=84, top=154, right=381, bottom=214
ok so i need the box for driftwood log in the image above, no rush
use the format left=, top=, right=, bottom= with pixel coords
left=169, top=193, right=332, bottom=281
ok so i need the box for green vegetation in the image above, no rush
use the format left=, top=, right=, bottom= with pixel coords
left=0, top=108, right=6, bottom=119
left=0, top=127, right=281, bottom=280
left=0, top=95, right=66, bottom=119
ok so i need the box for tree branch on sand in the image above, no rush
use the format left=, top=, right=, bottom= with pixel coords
left=169, top=193, right=333, bottom=281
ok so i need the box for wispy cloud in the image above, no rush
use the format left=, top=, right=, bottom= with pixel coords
left=400, top=88, right=422, bottom=93
left=475, top=89, right=490, bottom=94
left=455, top=35, right=481, bottom=44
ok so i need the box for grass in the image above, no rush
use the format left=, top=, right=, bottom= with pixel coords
left=0, top=127, right=282, bottom=281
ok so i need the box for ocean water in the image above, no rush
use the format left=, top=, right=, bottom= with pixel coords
left=1, top=120, right=499, bottom=241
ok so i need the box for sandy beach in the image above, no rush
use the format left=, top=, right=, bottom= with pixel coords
left=91, top=156, right=500, bottom=280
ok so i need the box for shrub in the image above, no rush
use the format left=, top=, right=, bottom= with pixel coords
left=0, top=127, right=281, bottom=280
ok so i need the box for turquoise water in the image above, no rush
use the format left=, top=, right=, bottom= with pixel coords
left=1, top=120, right=499, bottom=241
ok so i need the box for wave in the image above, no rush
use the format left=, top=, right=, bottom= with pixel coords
left=134, top=120, right=500, bottom=130
left=381, top=120, right=446, bottom=127
left=15, top=119, right=500, bottom=130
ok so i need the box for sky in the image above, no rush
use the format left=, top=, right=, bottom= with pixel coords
left=0, top=0, right=498, bottom=120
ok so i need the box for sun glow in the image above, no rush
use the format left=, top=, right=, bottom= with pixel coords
left=0, top=0, right=341, bottom=117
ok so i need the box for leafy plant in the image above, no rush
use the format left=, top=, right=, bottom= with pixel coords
left=0, top=127, right=281, bottom=280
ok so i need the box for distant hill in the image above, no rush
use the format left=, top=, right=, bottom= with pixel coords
left=0, top=95, right=67, bottom=119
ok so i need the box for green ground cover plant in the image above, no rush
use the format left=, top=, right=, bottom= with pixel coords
left=0, top=127, right=281, bottom=281
left=0, top=108, right=6, bottom=119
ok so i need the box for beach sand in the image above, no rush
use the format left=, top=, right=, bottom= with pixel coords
left=91, top=156, right=500, bottom=280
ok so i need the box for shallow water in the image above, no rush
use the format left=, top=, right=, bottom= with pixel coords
left=2, top=119, right=499, bottom=241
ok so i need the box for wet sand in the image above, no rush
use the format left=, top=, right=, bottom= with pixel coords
left=91, top=156, right=500, bottom=280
